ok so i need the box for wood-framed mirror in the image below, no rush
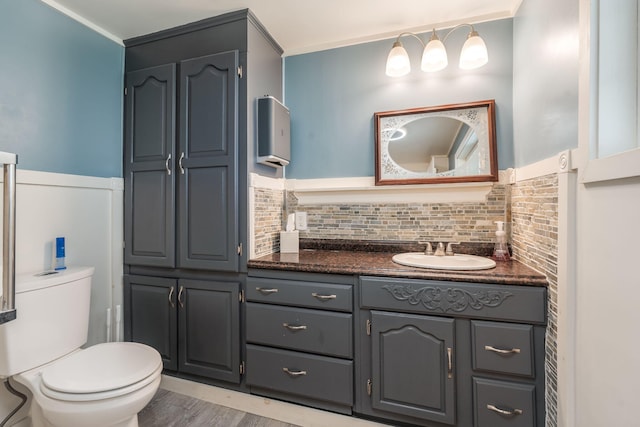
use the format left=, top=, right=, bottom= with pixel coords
left=374, top=100, right=498, bottom=185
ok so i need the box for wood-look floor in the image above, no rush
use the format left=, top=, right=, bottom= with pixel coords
left=138, top=389, right=301, bottom=427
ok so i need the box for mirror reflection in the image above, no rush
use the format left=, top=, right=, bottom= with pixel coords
left=375, top=100, right=498, bottom=185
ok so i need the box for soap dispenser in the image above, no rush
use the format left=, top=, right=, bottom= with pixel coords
left=492, top=221, right=510, bottom=261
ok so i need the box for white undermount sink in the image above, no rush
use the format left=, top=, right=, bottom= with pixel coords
left=392, top=252, right=496, bottom=271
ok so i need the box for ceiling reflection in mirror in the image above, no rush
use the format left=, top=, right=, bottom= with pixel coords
left=375, top=100, right=498, bottom=185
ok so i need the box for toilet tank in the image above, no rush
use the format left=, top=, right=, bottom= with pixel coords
left=0, top=266, right=94, bottom=377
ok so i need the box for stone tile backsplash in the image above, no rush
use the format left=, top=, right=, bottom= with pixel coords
left=510, top=173, right=558, bottom=427
left=285, top=184, right=508, bottom=243
left=253, top=187, right=284, bottom=258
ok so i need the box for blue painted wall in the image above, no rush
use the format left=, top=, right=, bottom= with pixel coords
left=0, top=0, right=124, bottom=177
left=284, top=19, right=513, bottom=179
left=512, top=0, right=579, bottom=166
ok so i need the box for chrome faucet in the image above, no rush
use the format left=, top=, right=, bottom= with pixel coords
left=432, top=242, right=461, bottom=256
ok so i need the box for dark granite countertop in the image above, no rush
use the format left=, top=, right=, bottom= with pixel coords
left=248, top=239, right=548, bottom=287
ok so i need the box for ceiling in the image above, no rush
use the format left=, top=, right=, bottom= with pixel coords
left=44, top=0, right=522, bottom=56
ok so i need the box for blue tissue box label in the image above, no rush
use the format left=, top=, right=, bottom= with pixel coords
left=56, top=237, right=65, bottom=258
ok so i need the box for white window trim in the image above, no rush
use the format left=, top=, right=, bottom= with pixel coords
left=582, top=146, right=640, bottom=183
left=584, top=0, right=640, bottom=184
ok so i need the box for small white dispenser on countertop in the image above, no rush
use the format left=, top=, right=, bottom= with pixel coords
left=280, top=213, right=299, bottom=253
left=492, top=221, right=511, bottom=261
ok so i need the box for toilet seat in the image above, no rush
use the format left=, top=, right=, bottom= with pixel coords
left=39, top=342, right=162, bottom=402
left=40, top=363, right=162, bottom=402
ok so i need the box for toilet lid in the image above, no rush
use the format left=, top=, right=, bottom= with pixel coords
left=41, top=342, right=162, bottom=394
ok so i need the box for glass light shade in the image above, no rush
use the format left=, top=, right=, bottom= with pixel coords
left=459, top=31, right=488, bottom=70
left=385, top=41, right=411, bottom=77
left=421, top=35, right=448, bottom=72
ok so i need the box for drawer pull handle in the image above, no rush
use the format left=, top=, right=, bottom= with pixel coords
left=311, top=292, right=337, bottom=300
left=256, top=287, right=279, bottom=294
left=178, top=152, right=185, bottom=174
left=485, top=345, right=521, bottom=355
left=487, top=404, right=523, bottom=416
left=282, top=368, right=307, bottom=377
left=177, top=286, right=184, bottom=308
left=165, top=154, right=172, bottom=175
left=168, top=286, right=175, bottom=308
left=282, top=323, right=307, bottom=331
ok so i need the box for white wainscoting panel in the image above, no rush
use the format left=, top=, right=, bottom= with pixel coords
left=0, top=170, right=123, bottom=347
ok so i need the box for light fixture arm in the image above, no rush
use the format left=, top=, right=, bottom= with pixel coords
left=433, top=23, right=488, bottom=70
left=440, top=23, right=476, bottom=43
left=393, top=32, right=426, bottom=48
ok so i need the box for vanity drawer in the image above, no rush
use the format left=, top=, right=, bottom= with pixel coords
left=246, top=277, right=352, bottom=312
left=473, top=377, right=536, bottom=427
left=360, top=276, right=546, bottom=324
left=246, top=344, right=353, bottom=406
left=246, top=303, right=352, bottom=358
left=471, top=321, right=534, bottom=377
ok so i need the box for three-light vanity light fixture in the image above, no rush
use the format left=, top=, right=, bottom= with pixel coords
left=385, top=24, right=489, bottom=77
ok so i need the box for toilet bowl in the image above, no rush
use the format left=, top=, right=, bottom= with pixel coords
left=13, top=342, right=162, bottom=427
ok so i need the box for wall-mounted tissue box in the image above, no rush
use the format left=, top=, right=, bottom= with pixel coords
left=280, top=231, right=299, bottom=253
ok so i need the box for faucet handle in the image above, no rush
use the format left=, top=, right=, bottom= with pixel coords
left=424, top=242, right=433, bottom=255
left=446, top=242, right=461, bottom=256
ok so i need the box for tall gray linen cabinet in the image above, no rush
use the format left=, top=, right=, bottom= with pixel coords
left=122, top=9, right=283, bottom=387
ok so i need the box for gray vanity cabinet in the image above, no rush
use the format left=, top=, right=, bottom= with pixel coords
left=124, top=51, right=240, bottom=272
left=245, top=270, right=355, bottom=415
left=123, top=274, right=241, bottom=383
left=124, top=275, right=177, bottom=370
left=123, top=9, right=284, bottom=387
left=357, top=275, right=546, bottom=427
left=369, top=311, right=456, bottom=424
left=178, top=278, right=240, bottom=382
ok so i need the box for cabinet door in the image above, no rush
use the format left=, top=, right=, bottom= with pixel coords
left=124, top=275, right=178, bottom=371
left=178, top=279, right=240, bottom=383
left=178, top=51, right=239, bottom=271
left=124, top=64, right=176, bottom=268
left=370, top=310, right=456, bottom=425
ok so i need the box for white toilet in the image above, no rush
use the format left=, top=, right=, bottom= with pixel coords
left=0, top=267, right=162, bottom=427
